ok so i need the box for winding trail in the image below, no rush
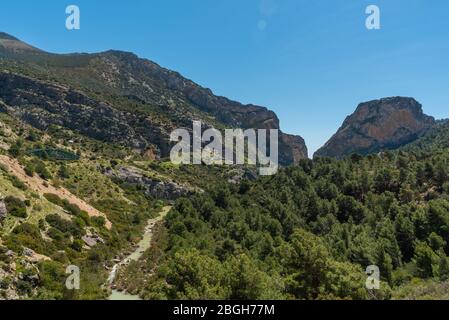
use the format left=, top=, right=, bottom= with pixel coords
left=107, top=205, right=171, bottom=300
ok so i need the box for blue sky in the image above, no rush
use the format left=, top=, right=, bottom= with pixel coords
left=1, top=0, right=449, bottom=155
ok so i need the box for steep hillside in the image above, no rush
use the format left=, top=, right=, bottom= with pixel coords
left=0, top=97, right=262, bottom=299
left=315, top=97, right=435, bottom=158
left=0, top=32, right=308, bottom=164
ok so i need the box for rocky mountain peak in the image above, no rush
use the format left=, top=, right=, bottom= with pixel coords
left=314, top=97, right=436, bottom=158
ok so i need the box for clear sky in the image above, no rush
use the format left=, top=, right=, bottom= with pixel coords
left=1, top=0, right=449, bottom=155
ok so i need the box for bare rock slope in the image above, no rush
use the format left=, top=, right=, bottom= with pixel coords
left=315, top=97, right=436, bottom=158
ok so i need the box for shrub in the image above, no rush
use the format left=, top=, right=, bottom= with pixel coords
left=62, top=200, right=82, bottom=216
left=9, top=175, right=27, bottom=191
left=57, top=165, right=70, bottom=179
left=72, top=239, right=84, bottom=252
left=7, top=223, right=54, bottom=255
left=47, top=227, right=64, bottom=241
left=44, top=193, right=64, bottom=207
left=91, top=216, right=106, bottom=228
left=8, top=141, right=22, bottom=157
left=45, top=214, right=85, bottom=237
left=4, top=196, right=27, bottom=218
left=35, top=162, right=52, bottom=180
left=24, top=163, right=35, bottom=177
left=38, top=219, right=46, bottom=230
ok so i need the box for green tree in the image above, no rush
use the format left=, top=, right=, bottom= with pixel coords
left=413, top=241, right=439, bottom=278
left=165, top=249, right=230, bottom=299
left=225, top=254, right=284, bottom=299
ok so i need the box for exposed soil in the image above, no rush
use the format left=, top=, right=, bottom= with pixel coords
left=0, top=155, right=112, bottom=229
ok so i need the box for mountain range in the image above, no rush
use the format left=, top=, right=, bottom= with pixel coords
left=1, top=32, right=445, bottom=162
left=0, top=32, right=308, bottom=165
left=1, top=32, right=449, bottom=301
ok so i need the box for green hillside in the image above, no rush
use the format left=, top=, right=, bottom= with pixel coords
left=117, top=145, right=449, bottom=300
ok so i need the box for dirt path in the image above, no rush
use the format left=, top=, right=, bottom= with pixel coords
left=0, top=155, right=112, bottom=229
left=107, top=205, right=171, bottom=300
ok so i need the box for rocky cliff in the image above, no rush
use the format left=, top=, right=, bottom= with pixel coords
left=314, top=97, right=436, bottom=158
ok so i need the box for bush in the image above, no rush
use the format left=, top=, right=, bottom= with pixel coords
left=9, top=175, right=27, bottom=191
left=24, top=163, right=35, bottom=177
left=35, top=162, right=52, bottom=180
left=38, top=219, right=46, bottom=230
left=44, top=193, right=64, bottom=207
left=57, top=165, right=70, bottom=179
left=8, top=141, right=22, bottom=157
left=91, top=216, right=106, bottom=228
left=4, top=196, right=27, bottom=218
left=72, top=239, right=84, bottom=252
left=45, top=214, right=85, bottom=237
left=47, top=227, right=64, bottom=241
left=62, top=200, right=82, bottom=216
left=7, top=223, right=54, bottom=255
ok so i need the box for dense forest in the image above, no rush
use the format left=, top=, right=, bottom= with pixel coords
left=117, top=123, right=449, bottom=299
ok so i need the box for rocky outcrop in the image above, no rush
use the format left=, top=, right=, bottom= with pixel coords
left=227, top=167, right=259, bottom=184
left=82, top=233, right=105, bottom=247
left=0, top=246, right=44, bottom=300
left=104, top=166, right=192, bottom=200
left=314, top=97, right=436, bottom=158
left=280, top=133, right=308, bottom=164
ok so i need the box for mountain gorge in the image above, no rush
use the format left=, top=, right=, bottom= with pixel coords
left=2, top=31, right=449, bottom=301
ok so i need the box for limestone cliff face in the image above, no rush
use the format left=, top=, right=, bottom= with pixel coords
left=314, top=97, right=436, bottom=158
left=279, top=133, right=308, bottom=165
